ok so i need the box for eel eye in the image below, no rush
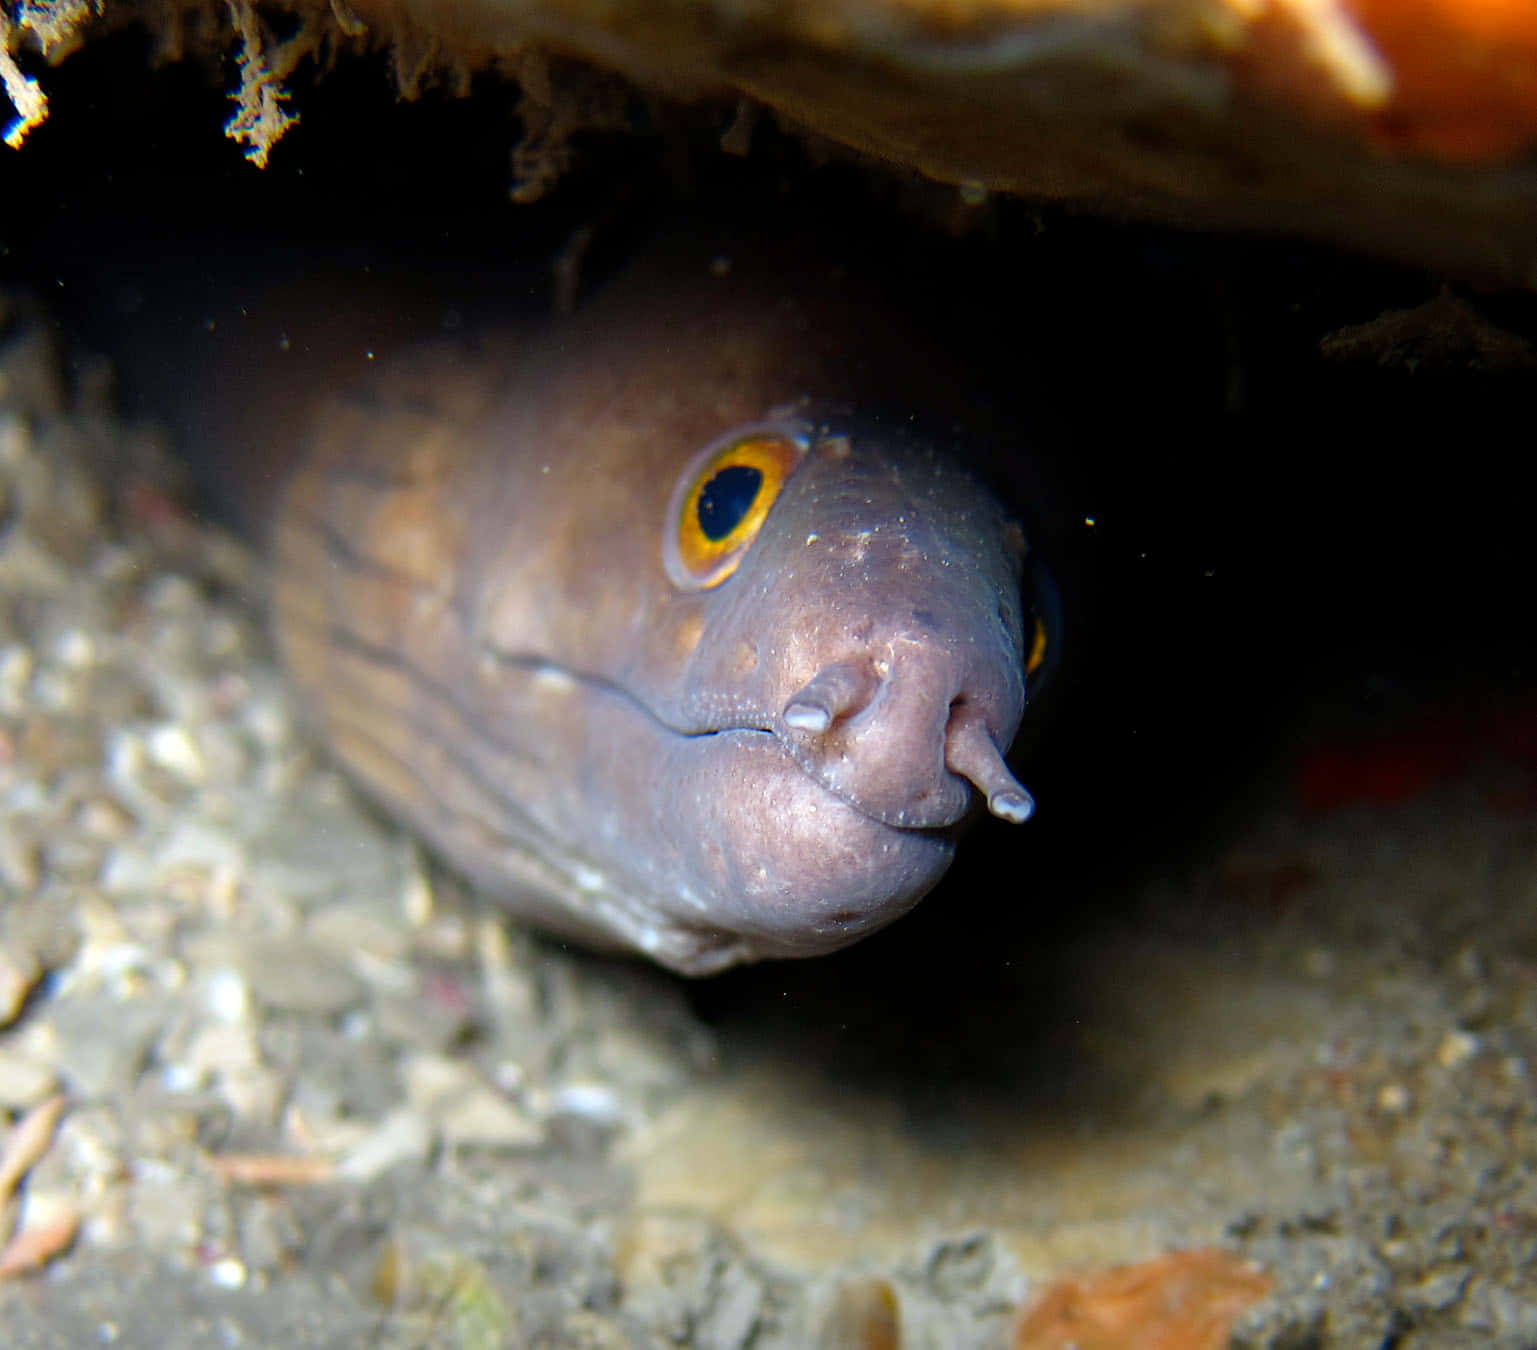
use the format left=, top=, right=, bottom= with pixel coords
left=663, top=423, right=809, bottom=591
left=1027, top=615, right=1049, bottom=678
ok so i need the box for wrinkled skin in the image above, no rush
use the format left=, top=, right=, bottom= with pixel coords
left=272, top=251, right=1037, bottom=974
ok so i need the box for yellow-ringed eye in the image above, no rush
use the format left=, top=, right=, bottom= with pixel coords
left=1027, top=615, right=1049, bottom=678
left=1025, top=568, right=1062, bottom=688
left=663, top=421, right=810, bottom=591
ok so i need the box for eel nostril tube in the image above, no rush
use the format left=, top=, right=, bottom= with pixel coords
left=783, top=661, right=879, bottom=733
left=944, top=704, right=1035, bottom=823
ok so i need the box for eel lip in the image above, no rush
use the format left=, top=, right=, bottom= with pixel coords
left=767, top=722, right=975, bottom=831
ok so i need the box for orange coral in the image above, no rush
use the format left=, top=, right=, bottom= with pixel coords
left=1220, top=0, right=1537, bottom=160
left=1013, top=1248, right=1274, bottom=1350
left=1350, top=0, right=1537, bottom=158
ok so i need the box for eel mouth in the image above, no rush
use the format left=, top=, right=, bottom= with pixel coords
left=694, top=700, right=1031, bottom=834
left=480, top=644, right=1030, bottom=834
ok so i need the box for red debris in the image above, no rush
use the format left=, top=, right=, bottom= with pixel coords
left=1293, top=694, right=1537, bottom=813
left=1013, top=1248, right=1274, bottom=1350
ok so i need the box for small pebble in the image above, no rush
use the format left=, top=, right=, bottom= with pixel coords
left=403, top=1054, right=542, bottom=1149
left=240, top=939, right=365, bottom=1016
left=696, top=1261, right=764, bottom=1350
left=819, top=1277, right=901, bottom=1350
left=306, top=905, right=410, bottom=964
left=202, top=968, right=251, bottom=1024
left=0, top=821, right=40, bottom=892
left=75, top=796, right=136, bottom=841
left=1409, top=1265, right=1470, bottom=1313
left=0, top=949, right=42, bottom=1025
left=207, top=1256, right=248, bottom=1290
left=146, top=724, right=205, bottom=783
left=335, top=1106, right=433, bottom=1181
left=53, top=629, right=94, bottom=670
left=0, top=414, right=31, bottom=465
left=1437, top=1029, right=1479, bottom=1069
left=0, top=1052, right=59, bottom=1109
left=542, top=1082, right=626, bottom=1128
left=0, top=646, right=33, bottom=715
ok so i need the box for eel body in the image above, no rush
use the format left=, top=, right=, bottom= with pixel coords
left=270, top=250, right=1039, bottom=975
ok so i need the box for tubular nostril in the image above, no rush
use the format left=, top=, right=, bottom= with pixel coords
left=944, top=702, right=1035, bottom=823
left=783, top=660, right=880, bottom=733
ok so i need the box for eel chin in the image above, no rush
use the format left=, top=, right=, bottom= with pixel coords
left=644, top=726, right=961, bottom=966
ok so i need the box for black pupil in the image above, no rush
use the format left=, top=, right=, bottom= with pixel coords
left=697, top=465, right=763, bottom=542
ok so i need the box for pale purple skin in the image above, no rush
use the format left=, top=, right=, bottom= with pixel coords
left=271, top=253, right=1034, bottom=974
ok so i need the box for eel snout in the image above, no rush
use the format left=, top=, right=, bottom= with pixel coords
left=678, top=428, right=1038, bottom=837
left=778, top=633, right=1031, bottom=830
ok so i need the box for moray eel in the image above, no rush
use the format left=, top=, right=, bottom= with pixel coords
left=270, top=250, right=1043, bottom=975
